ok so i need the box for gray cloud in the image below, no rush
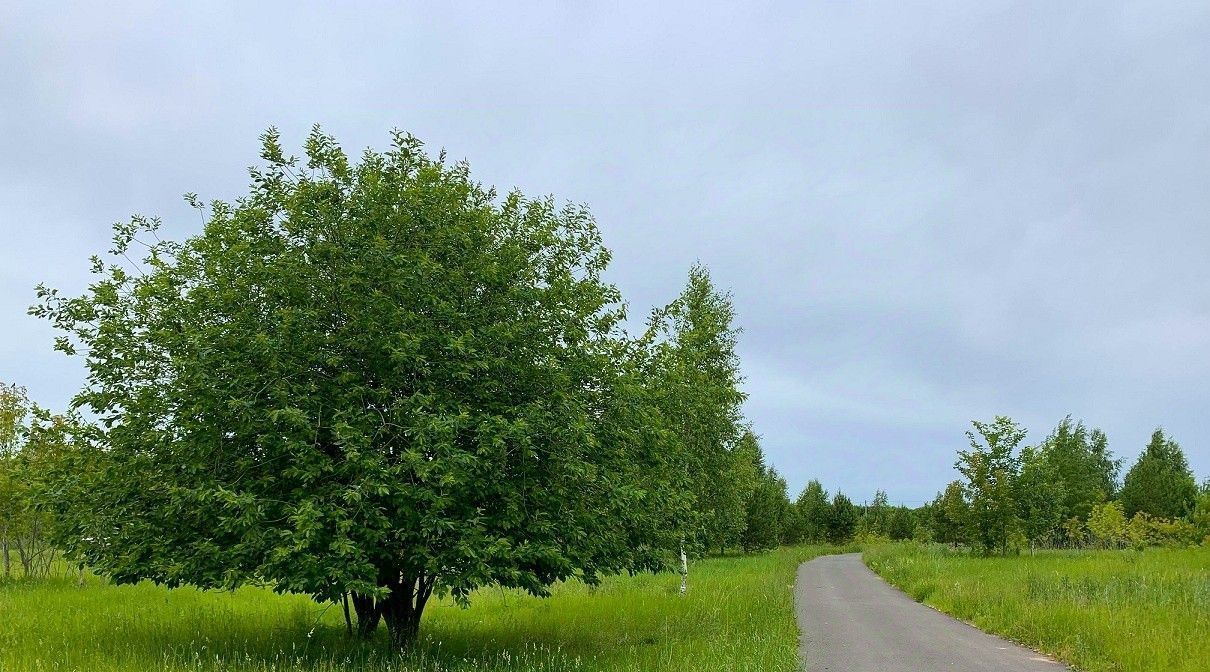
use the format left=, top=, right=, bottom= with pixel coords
left=2, top=1, right=1207, bottom=503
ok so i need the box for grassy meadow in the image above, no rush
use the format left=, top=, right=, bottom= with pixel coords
left=864, top=543, right=1210, bottom=672
left=0, top=544, right=853, bottom=672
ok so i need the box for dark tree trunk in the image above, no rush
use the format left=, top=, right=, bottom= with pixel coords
left=350, top=570, right=436, bottom=648
left=15, top=535, right=32, bottom=575
left=380, top=571, right=435, bottom=650
left=351, top=592, right=381, bottom=638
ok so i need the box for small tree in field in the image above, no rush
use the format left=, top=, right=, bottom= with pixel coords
left=1087, top=501, right=1126, bottom=548
left=33, top=128, right=683, bottom=648
left=1125, top=513, right=1158, bottom=550
left=1190, top=481, right=1210, bottom=543
left=957, top=416, right=1024, bottom=555
left=0, top=383, right=73, bottom=579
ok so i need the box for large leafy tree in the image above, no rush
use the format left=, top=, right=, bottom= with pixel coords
left=1119, top=429, right=1197, bottom=519
left=956, top=416, right=1025, bottom=555
left=34, top=128, right=680, bottom=647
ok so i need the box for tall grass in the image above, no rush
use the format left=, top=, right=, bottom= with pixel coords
left=864, top=543, right=1210, bottom=672
left=0, top=544, right=853, bottom=671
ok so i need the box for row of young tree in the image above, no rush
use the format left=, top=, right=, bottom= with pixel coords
left=1, top=128, right=784, bottom=649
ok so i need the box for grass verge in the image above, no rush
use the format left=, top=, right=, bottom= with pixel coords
left=864, top=543, right=1210, bottom=672
left=0, top=544, right=851, bottom=671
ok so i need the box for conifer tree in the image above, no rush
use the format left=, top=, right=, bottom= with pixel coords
left=826, top=492, right=859, bottom=543
left=794, top=480, right=831, bottom=544
left=1119, top=429, right=1197, bottom=519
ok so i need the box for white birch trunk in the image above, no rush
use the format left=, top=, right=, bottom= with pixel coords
left=679, top=539, right=688, bottom=594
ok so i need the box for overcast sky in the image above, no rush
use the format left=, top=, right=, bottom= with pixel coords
left=2, top=2, right=1208, bottom=504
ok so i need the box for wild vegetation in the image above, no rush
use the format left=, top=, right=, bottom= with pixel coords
left=866, top=543, right=1210, bottom=672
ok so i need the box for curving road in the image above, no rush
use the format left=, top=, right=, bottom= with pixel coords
left=795, top=553, right=1068, bottom=671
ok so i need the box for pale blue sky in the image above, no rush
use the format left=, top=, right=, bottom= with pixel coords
left=2, top=2, right=1208, bottom=504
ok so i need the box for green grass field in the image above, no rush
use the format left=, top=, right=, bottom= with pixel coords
left=0, top=544, right=853, bottom=672
left=864, top=543, right=1210, bottom=672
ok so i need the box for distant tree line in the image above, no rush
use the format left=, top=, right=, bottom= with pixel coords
left=721, top=414, right=1209, bottom=554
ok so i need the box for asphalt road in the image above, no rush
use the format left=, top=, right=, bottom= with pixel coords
left=795, top=553, right=1068, bottom=671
